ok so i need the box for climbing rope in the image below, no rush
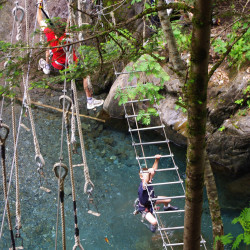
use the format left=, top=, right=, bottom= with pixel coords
left=0, top=124, right=16, bottom=250
left=67, top=0, right=94, bottom=194
left=21, top=0, right=49, bottom=192
left=53, top=162, right=68, bottom=250
left=59, top=95, right=84, bottom=250
left=12, top=1, right=25, bottom=41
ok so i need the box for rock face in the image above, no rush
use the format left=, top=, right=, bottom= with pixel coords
left=104, top=57, right=250, bottom=175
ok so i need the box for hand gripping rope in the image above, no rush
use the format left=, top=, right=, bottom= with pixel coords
left=53, top=162, right=68, bottom=250
left=0, top=124, right=16, bottom=250
left=59, top=95, right=84, bottom=250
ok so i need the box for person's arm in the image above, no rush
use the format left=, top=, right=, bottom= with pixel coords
left=152, top=154, right=161, bottom=171
left=37, top=0, right=43, bottom=26
left=142, top=172, right=150, bottom=189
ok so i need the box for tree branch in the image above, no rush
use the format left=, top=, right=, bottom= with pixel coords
left=208, top=27, right=249, bottom=81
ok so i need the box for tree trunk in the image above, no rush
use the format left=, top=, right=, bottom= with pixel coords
left=204, top=152, right=224, bottom=250
left=157, top=0, right=186, bottom=74
left=183, top=0, right=212, bottom=249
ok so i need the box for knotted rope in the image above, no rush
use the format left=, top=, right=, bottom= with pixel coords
left=53, top=163, right=68, bottom=250
left=68, top=0, right=94, bottom=194
left=59, top=95, right=84, bottom=250
left=22, top=1, right=48, bottom=191
left=12, top=1, right=25, bottom=41
left=0, top=124, right=16, bottom=249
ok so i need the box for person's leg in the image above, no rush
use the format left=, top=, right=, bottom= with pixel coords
left=83, top=78, right=92, bottom=98
left=145, top=212, right=158, bottom=232
left=156, top=196, right=179, bottom=211
left=83, top=78, right=104, bottom=110
left=155, top=196, right=171, bottom=207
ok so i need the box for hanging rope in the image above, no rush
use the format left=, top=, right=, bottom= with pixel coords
left=21, top=0, right=49, bottom=192
left=68, top=0, right=94, bottom=194
left=12, top=1, right=25, bottom=41
left=53, top=162, right=68, bottom=250
left=0, top=123, right=16, bottom=250
left=59, top=95, right=84, bottom=250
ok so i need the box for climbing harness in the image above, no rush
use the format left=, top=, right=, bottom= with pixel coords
left=53, top=162, right=68, bottom=250
left=0, top=124, right=16, bottom=250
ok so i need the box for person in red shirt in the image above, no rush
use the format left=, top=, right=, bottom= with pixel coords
left=37, top=1, right=104, bottom=110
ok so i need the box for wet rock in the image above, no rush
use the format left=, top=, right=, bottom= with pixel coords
left=81, top=122, right=92, bottom=132
left=103, top=137, right=115, bottom=146
left=227, top=173, right=250, bottom=201
left=207, top=114, right=250, bottom=174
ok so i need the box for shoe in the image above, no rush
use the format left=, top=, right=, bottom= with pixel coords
left=43, top=64, right=51, bottom=75
left=164, top=205, right=179, bottom=211
left=150, top=224, right=157, bottom=233
left=38, top=58, right=50, bottom=75
left=87, top=98, right=104, bottom=110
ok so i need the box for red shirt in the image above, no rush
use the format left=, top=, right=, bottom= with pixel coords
left=44, top=27, right=78, bottom=70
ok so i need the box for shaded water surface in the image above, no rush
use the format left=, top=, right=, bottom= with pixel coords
left=0, top=104, right=246, bottom=249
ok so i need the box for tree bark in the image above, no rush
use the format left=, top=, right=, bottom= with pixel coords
left=204, top=152, right=224, bottom=250
left=157, top=0, right=186, bottom=76
left=183, top=0, right=212, bottom=249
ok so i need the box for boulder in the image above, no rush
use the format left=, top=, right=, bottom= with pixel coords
left=104, top=56, right=250, bottom=175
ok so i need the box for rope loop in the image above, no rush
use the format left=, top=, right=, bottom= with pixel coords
left=35, top=153, right=45, bottom=169
left=59, top=95, right=72, bottom=112
left=53, top=162, right=68, bottom=181
left=73, top=238, right=84, bottom=250
left=12, top=2, right=25, bottom=23
left=84, top=181, right=94, bottom=194
left=0, top=123, right=10, bottom=144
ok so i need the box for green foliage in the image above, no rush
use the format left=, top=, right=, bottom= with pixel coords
left=218, top=125, right=225, bottom=132
left=212, top=38, right=227, bottom=54
left=172, top=23, right=191, bottom=52
left=214, top=206, right=250, bottom=249
left=175, top=96, right=187, bottom=113
left=131, top=0, right=142, bottom=5
left=235, top=86, right=250, bottom=116
left=115, top=55, right=168, bottom=125
left=235, top=99, right=244, bottom=106
left=137, top=108, right=159, bottom=125
left=211, top=22, right=250, bottom=69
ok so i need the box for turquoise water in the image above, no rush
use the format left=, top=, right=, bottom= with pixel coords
left=0, top=105, right=246, bottom=249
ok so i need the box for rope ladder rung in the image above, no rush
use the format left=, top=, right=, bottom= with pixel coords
left=142, top=167, right=179, bottom=172
left=129, top=125, right=165, bottom=132
left=150, top=195, right=185, bottom=201
left=126, top=98, right=151, bottom=103
left=125, top=112, right=161, bottom=118
left=155, top=209, right=185, bottom=214
left=164, top=242, right=184, bottom=247
left=160, top=226, right=184, bottom=231
left=147, top=181, right=183, bottom=186
left=132, top=140, right=169, bottom=146
left=136, top=154, right=173, bottom=160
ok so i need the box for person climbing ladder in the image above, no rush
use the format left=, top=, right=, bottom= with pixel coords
left=37, top=0, right=104, bottom=110
left=138, top=154, right=179, bottom=232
